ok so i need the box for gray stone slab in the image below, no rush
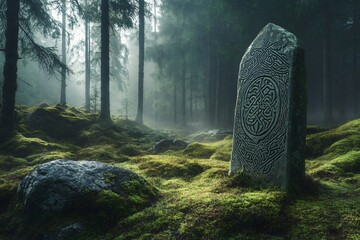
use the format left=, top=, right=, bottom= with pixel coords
left=230, top=23, right=306, bottom=191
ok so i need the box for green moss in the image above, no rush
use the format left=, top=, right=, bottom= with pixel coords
left=77, top=145, right=129, bottom=163
left=330, top=150, right=360, bottom=173
left=26, top=151, right=74, bottom=165
left=184, top=142, right=217, bottom=159
left=288, top=196, right=360, bottom=239
left=305, top=129, right=355, bottom=159
left=117, top=144, right=142, bottom=156
left=103, top=172, right=117, bottom=184
left=26, top=106, right=96, bottom=139
left=326, top=135, right=360, bottom=156
left=0, top=133, right=63, bottom=157
left=134, top=155, right=207, bottom=179
left=210, top=150, right=231, bottom=161
left=0, top=156, right=28, bottom=171
left=308, top=163, right=345, bottom=179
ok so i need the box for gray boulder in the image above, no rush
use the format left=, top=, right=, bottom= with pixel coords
left=186, top=129, right=232, bottom=142
left=18, top=159, right=157, bottom=218
left=153, top=139, right=188, bottom=153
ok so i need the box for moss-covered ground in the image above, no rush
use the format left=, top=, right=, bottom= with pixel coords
left=0, top=106, right=359, bottom=239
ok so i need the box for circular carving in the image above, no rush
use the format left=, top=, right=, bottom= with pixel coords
left=241, top=76, right=280, bottom=142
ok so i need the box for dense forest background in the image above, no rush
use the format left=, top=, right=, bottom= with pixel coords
left=0, top=0, right=359, bottom=130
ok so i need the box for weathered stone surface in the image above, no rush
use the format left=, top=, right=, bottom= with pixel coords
left=17, top=159, right=158, bottom=213
left=230, top=23, right=306, bottom=191
left=153, top=139, right=188, bottom=153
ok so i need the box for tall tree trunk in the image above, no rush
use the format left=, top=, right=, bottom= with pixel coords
left=136, top=0, right=145, bottom=124
left=173, top=78, right=177, bottom=124
left=189, top=55, right=193, bottom=122
left=323, top=3, right=332, bottom=124
left=338, top=33, right=346, bottom=121
left=100, top=0, right=111, bottom=121
left=85, top=0, right=91, bottom=112
left=352, top=0, right=359, bottom=117
left=1, top=0, right=20, bottom=137
left=214, top=55, right=220, bottom=127
left=181, top=52, right=186, bottom=125
left=60, top=0, right=67, bottom=105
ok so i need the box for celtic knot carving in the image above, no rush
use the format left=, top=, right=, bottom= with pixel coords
left=241, top=76, right=280, bottom=142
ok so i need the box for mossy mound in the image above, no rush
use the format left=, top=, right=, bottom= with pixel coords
left=26, top=106, right=96, bottom=138
left=133, top=155, right=208, bottom=179
left=184, top=142, right=217, bottom=159
left=77, top=144, right=129, bottom=163
left=0, top=133, right=64, bottom=157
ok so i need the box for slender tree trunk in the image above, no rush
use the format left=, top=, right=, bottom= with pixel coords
left=136, top=0, right=145, bottom=124
left=153, top=0, right=157, bottom=41
left=181, top=52, right=186, bottom=125
left=100, top=0, right=111, bottom=121
left=352, top=0, right=359, bottom=117
left=85, top=0, right=91, bottom=112
left=204, top=30, right=211, bottom=126
left=214, top=55, right=220, bottom=127
left=189, top=56, right=193, bottom=122
left=153, top=0, right=158, bottom=126
left=323, top=3, right=332, bottom=124
left=173, top=78, right=177, bottom=124
left=338, top=34, right=346, bottom=121
left=1, top=0, right=20, bottom=137
left=60, top=0, right=67, bottom=105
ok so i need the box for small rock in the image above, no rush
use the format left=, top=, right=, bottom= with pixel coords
left=153, top=139, right=188, bottom=153
left=186, top=129, right=232, bottom=142
left=38, top=103, right=50, bottom=108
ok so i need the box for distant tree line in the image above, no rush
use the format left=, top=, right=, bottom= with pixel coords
left=146, top=0, right=360, bottom=128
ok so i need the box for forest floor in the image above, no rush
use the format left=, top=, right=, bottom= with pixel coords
left=0, top=105, right=359, bottom=240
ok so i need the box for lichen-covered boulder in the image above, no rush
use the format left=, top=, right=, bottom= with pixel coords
left=153, top=139, right=188, bottom=153
left=17, top=159, right=158, bottom=223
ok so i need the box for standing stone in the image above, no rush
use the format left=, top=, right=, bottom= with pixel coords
left=230, top=23, right=306, bottom=191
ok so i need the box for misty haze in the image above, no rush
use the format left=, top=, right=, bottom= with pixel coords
left=0, top=0, right=359, bottom=239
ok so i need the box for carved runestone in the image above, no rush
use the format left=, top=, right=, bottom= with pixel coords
left=230, top=23, right=306, bottom=191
